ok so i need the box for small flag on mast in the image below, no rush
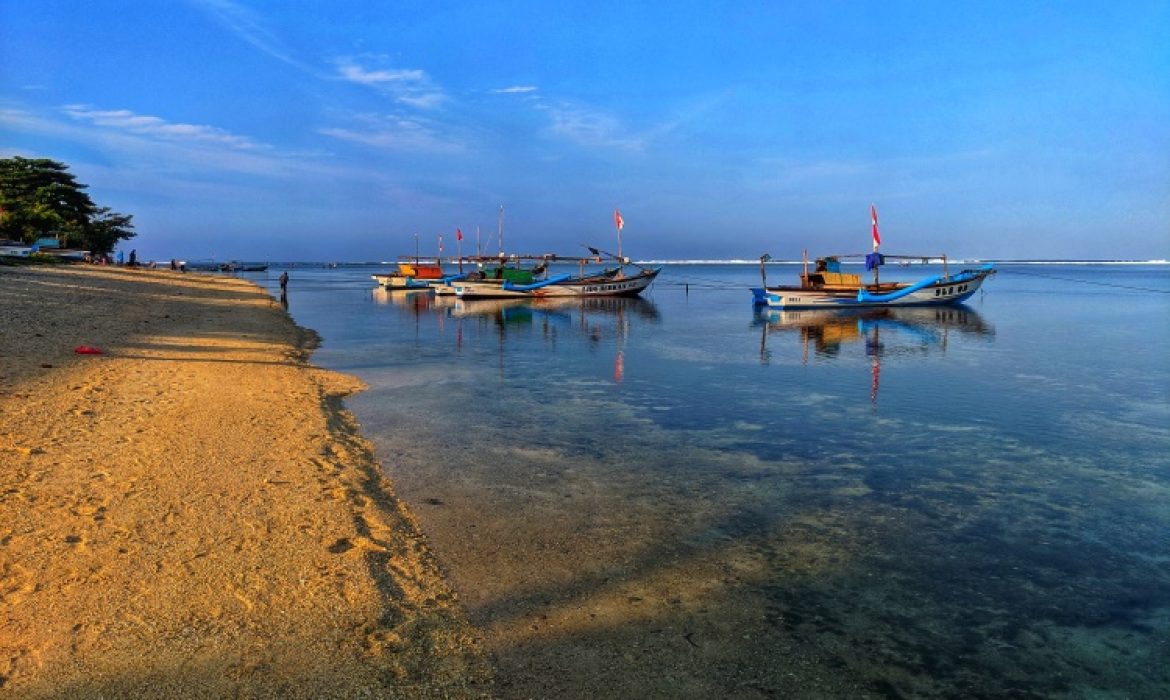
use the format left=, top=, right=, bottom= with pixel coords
left=614, top=209, right=624, bottom=231
left=870, top=204, right=881, bottom=250
left=456, top=228, right=463, bottom=241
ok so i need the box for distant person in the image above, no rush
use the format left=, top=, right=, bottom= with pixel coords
left=279, top=271, right=289, bottom=309
left=170, top=258, right=178, bottom=271
left=128, top=249, right=137, bottom=267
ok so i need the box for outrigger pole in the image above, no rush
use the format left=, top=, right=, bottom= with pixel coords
left=580, top=243, right=651, bottom=272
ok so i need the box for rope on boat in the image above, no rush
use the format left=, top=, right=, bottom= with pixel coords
left=653, top=269, right=741, bottom=290
left=996, top=268, right=1170, bottom=294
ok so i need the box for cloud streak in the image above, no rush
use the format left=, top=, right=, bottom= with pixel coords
left=190, top=0, right=311, bottom=72
left=334, top=58, right=446, bottom=109
left=63, top=106, right=267, bottom=151
left=0, top=102, right=327, bottom=179
left=319, top=113, right=464, bottom=154
left=544, top=102, right=647, bottom=152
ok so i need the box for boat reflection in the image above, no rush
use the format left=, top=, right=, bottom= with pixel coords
left=754, top=306, right=995, bottom=403
left=371, top=288, right=660, bottom=381
left=371, top=287, right=439, bottom=308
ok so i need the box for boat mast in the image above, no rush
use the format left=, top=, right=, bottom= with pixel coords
left=498, top=204, right=505, bottom=258
left=871, top=203, right=881, bottom=287
left=614, top=208, right=623, bottom=263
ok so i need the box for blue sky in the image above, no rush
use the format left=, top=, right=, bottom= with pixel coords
left=2, top=1, right=1167, bottom=262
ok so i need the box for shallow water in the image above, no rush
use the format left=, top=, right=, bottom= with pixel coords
left=264, top=262, right=1170, bottom=698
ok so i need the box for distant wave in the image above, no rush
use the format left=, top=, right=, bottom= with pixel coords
left=636, top=259, right=1169, bottom=266
left=991, top=259, right=1169, bottom=265
left=253, top=258, right=1170, bottom=268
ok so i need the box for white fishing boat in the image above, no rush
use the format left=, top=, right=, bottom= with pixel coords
left=0, top=240, right=32, bottom=258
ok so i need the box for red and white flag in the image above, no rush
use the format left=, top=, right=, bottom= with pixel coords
left=456, top=228, right=463, bottom=241
left=614, top=209, right=624, bottom=231
left=870, top=204, right=881, bottom=250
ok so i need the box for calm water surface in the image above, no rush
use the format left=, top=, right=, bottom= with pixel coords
left=261, top=263, right=1169, bottom=698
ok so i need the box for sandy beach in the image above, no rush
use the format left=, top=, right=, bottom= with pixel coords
left=0, top=265, right=491, bottom=698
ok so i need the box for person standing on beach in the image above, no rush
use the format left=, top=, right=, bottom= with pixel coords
left=279, top=271, right=289, bottom=309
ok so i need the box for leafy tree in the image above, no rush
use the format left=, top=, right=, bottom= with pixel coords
left=87, top=207, right=136, bottom=255
left=0, top=156, right=135, bottom=254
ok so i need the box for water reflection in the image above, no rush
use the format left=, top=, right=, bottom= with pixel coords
left=371, top=288, right=660, bottom=381
left=755, top=306, right=995, bottom=404
left=754, top=306, right=994, bottom=363
left=372, top=287, right=660, bottom=323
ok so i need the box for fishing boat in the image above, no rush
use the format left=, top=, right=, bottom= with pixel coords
left=751, top=254, right=994, bottom=309
left=372, top=256, right=448, bottom=290
left=372, top=229, right=473, bottom=291
left=0, top=240, right=32, bottom=258
left=751, top=205, right=995, bottom=309
left=219, top=261, right=269, bottom=272
left=451, top=256, right=660, bottom=299
left=454, top=206, right=659, bottom=299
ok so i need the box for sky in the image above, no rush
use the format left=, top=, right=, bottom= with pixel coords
left=2, top=1, right=1168, bottom=262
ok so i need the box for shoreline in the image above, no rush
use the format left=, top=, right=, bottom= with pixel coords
left=0, top=266, right=491, bottom=698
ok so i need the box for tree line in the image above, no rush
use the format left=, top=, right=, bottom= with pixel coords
left=0, top=156, right=136, bottom=255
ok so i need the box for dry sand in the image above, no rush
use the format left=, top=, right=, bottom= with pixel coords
left=0, top=265, right=492, bottom=698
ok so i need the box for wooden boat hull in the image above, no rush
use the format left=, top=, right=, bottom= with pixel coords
left=454, top=268, right=659, bottom=299
left=752, top=265, right=994, bottom=309
left=372, top=274, right=432, bottom=290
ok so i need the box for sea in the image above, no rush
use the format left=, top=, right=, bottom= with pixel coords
left=247, top=261, right=1169, bottom=698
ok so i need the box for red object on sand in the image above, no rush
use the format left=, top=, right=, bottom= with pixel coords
left=74, top=345, right=104, bottom=355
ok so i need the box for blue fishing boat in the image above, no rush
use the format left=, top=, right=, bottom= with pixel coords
left=751, top=254, right=995, bottom=309
left=751, top=206, right=995, bottom=309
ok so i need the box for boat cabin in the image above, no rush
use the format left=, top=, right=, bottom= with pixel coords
left=803, top=257, right=862, bottom=290
left=397, top=259, right=444, bottom=279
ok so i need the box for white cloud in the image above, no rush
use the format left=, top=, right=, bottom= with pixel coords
left=492, top=86, right=538, bottom=94
left=337, top=64, right=427, bottom=85
left=333, top=58, right=446, bottom=109
left=398, top=93, right=446, bottom=110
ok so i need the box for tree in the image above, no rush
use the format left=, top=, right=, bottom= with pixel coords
left=0, top=156, right=135, bottom=254
left=87, top=207, right=136, bottom=255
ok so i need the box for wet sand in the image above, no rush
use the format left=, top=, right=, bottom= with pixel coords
left=0, top=265, right=491, bottom=698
